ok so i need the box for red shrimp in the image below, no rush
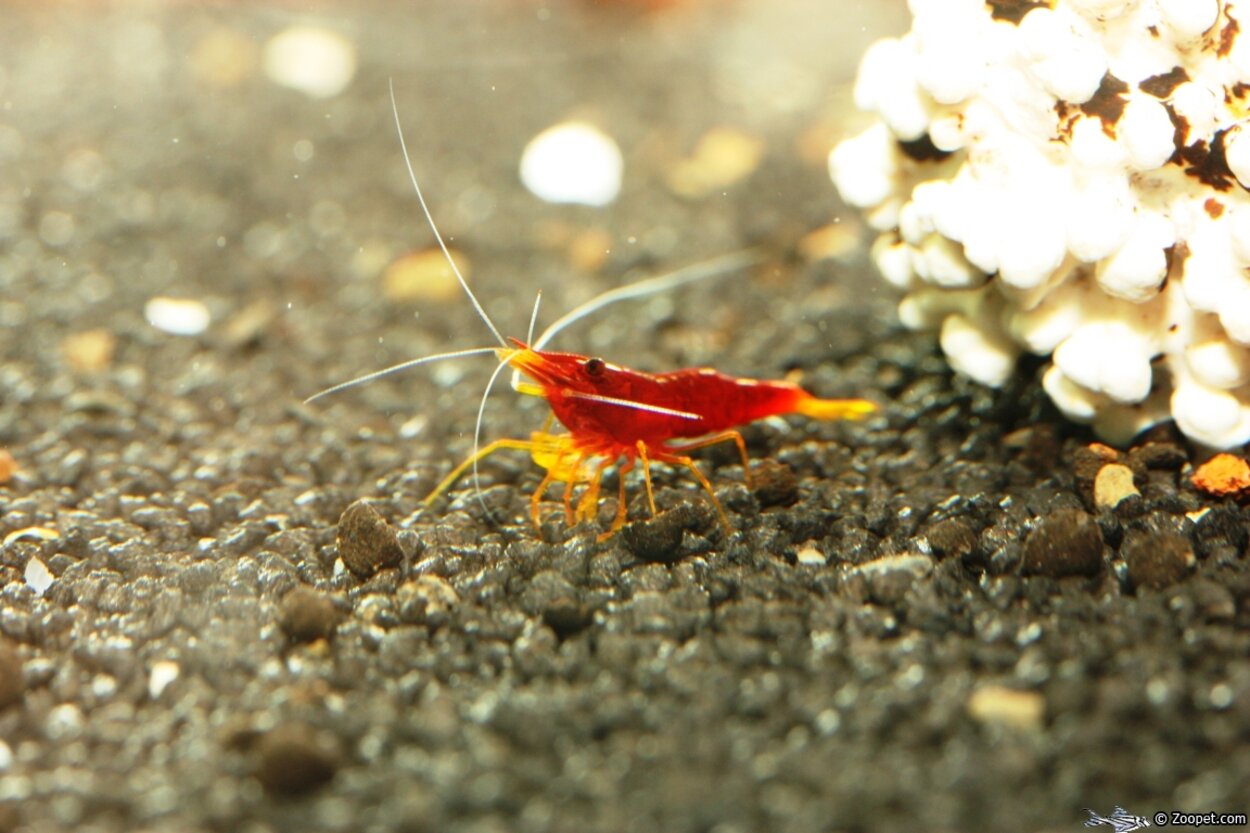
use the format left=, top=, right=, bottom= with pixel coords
left=311, top=83, right=877, bottom=540
left=424, top=339, right=876, bottom=538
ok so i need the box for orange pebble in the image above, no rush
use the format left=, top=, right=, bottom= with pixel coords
left=0, top=449, right=16, bottom=485
left=1191, top=453, right=1250, bottom=498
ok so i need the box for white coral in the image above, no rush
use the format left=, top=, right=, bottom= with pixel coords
left=832, top=0, right=1250, bottom=448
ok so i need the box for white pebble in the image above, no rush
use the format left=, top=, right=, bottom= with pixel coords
left=24, top=557, right=53, bottom=596
left=144, top=297, right=211, bottom=336
left=0, top=740, right=11, bottom=772
left=148, top=661, right=181, bottom=699
left=263, top=26, right=356, bottom=99
left=519, top=122, right=622, bottom=207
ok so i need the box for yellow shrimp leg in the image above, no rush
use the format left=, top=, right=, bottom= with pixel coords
left=648, top=446, right=732, bottom=533
left=636, top=441, right=657, bottom=517
left=602, top=457, right=635, bottom=540
left=424, top=438, right=542, bottom=506
left=666, top=430, right=751, bottom=488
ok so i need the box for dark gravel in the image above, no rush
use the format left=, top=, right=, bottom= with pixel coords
left=0, top=2, right=1248, bottom=832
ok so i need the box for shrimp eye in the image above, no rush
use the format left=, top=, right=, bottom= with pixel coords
left=584, top=357, right=605, bottom=377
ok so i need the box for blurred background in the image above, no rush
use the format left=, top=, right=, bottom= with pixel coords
left=1, top=0, right=908, bottom=448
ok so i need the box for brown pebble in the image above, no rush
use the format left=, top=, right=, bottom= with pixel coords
left=278, top=588, right=341, bottom=643
left=337, top=500, right=404, bottom=579
left=1022, top=508, right=1104, bottom=577
left=1072, top=444, right=1118, bottom=497
left=0, top=641, right=23, bottom=710
left=1191, top=453, right=1250, bottom=498
left=397, top=575, right=460, bottom=628
left=750, top=459, right=799, bottom=507
left=1129, top=441, right=1187, bottom=471
left=619, top=504, right=710, bottom=563
left=926, top=517, right=979, bottom=560
left=0, top=801, right=19, bottom=833
left=1093, top=463, right=1140, bottom=510
left=256, top=723, right=340, bottom=795
left=1123, top=530, right=1194, bottom=590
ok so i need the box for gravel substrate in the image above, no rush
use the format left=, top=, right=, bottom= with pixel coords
left=1, top=3, right=1247, bottom=832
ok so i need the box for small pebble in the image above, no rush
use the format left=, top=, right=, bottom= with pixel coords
left=0, top=449, right=16, bottom=484
left=619, top=504, right=709, bottom=562
left=1094, top=463, right=1140, bottom=510
left=382, top=248, right=469, bottom=302
left=278, top=588, right=341, bottom=642
left=337, top=500, right=404, bottom=579
left=520, top=122, right=622, bottom=206
left=1022, top=508, right=1103, bottom=577
left=795, top=544, right=826, bottom=566
left=925, top=517, right=979, bottom=560
left=256, top=723, right=341, bottom=795
left=967, top=685, right=1045, bottom=731
left=0, top=642, right=23, bottom=710
left=665, top=126, right=764, bottom=198
left=798, top=222, right=861, bottom=263
left=1191, top=453, right=1250, bottom=498
left=1122, top=530, right=1194, bottom=590
left=148, top=661, right=180, bottom=699
left=263, top=26, right=356, bottom=99
left=145, top=297, right=211, bottom=336
left=750, top=459, right=799, bottom=508
left=61, top=329, right=116, bottom=372
left=24, top=557, right=54, bottom=596
left=1130, top=441, right=1187, bottom=470
left=189, top=27, right=257, bottom=88
left=847, top=554, right=933, bottom=605
left=397, top=575, right=459, bottom=628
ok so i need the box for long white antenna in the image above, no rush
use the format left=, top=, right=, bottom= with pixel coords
left=304, top=346, right=500, bottom=403
left=532, top=247, right=764, bottom=350
left=526, top=290, right=543, bottom=346
left=389, top=78, right=506, bottom=347
left=471, top=356, right=515, bottom=517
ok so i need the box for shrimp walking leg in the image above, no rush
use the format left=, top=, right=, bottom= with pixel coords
left=666, top=430, right=751, bottom=488
left=604, top=457, right=636, bottom=539
left=636, top=441, right=658, bottom=517
left=424, top=438, right=541, bottom=506
left=650, top=448, right=732, bottom=532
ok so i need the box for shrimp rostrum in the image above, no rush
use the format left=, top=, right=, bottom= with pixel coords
left=309, top=84, right=877, bottom=540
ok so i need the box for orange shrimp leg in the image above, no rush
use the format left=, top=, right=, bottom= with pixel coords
left=666, top=430, right=751, bottom=488
left=648, top=446, right=732, bottom=533
left=636, top=441, right=658, bottom=517
left=575, top=460, right=609, bottom=523
left=604, top=457, right=636, bottom=540
left=425, top=438, right=541, bottom=506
